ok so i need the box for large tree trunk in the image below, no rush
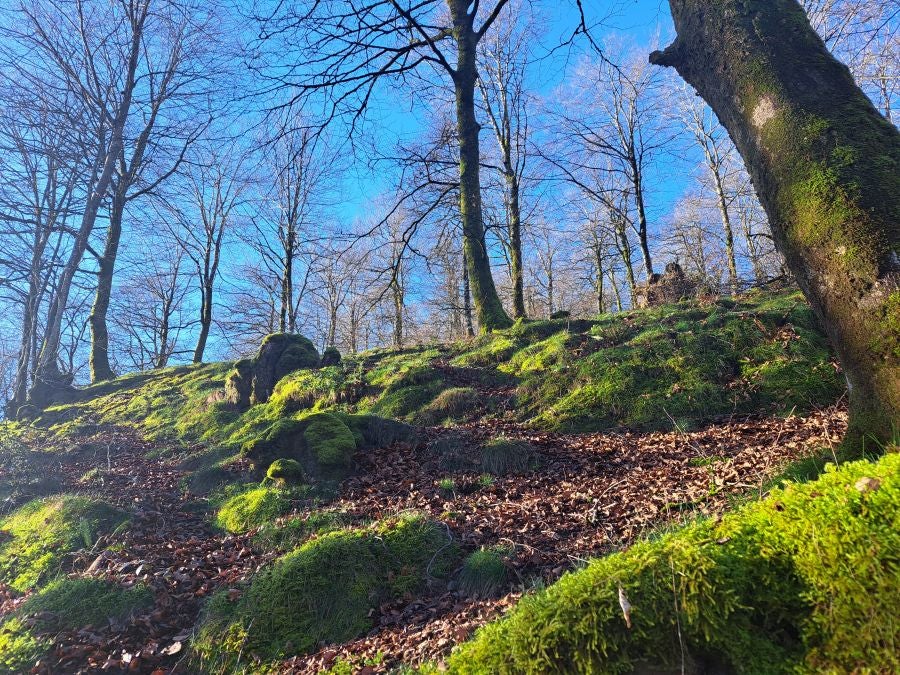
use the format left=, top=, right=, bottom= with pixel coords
left=449, top=1, right=511, bottom=332
left=89, top=178, right=126, bottom=383
left=652, top=0, right=899, bottom=446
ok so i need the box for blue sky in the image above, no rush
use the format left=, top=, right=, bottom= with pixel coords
left=332, top=0, right=679, bottom=228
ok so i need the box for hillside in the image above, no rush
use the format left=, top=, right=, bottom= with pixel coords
left=1, top=289, right=894, bottom=674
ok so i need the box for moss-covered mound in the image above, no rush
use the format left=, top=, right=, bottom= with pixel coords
left=449, top=453, right=900, bottom=674
left=214, top=486, right=296, bottom=534
left=0, top=578, right=151, bottom=673
left=0, top=496, right=128, bottom=592
left=453, top=291, right=843, bottom=432
left=225, top=333, right=321, bottom=407
left=193, top=515, right=459, bottom=670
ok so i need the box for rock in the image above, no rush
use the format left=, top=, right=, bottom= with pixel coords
left=550, top=310, right=571, bottom=320
left=634, top=262, right=699, bottom=308
left=321, top=346, right=342, bottom=367
left=224, top=334, right=320, bottom=408
left=265, top=458, right=304, bottom=486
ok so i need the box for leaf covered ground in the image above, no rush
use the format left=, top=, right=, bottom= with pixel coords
left=1, top=288, right=883, bottom=674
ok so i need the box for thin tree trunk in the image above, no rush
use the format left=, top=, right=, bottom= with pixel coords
left=463, top=257, right=475, bottom=337
left=653, top=0, right=900, bottom=446
left=609, top=270, right=623, bottom=312
left=89, top=178, right=126, bottom=382
left=449, top=1, right=511, bottom=332
left=193, top=282, right=213, bottom=363
left=710, top=167, right=739, bottom=293
left=507, top=176, right=526, bottom=319
left=594, top=244, right=605, bottom=314
left=630, top=158, right=654, bottom=278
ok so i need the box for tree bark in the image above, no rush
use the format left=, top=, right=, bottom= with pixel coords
left=193, top=281, right=214, bottom=363
left=652, top=0, right=900, bottom=446
left=89, top=176, right=126, bottom=382
left=462, top=256, right=475, bottom=337
left=507, top=176, right=526, bottom=319
left=449, top=1, right=511, bottom=332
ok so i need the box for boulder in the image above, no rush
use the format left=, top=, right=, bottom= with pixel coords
left=225, top=334, right=320, bottom=408
left=634, top=262, right=699, bottom=308
left=321, top=346, right=342, bottom=367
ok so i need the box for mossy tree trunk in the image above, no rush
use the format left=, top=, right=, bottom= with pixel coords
left=652, top=0, right=899, bottom=446
left=89, top=162, right=127, bottom=383
left=449, top=0, right=512, bottom=332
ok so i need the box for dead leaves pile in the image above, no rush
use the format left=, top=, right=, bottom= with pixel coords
left=3, top=405, right=846, bottom=673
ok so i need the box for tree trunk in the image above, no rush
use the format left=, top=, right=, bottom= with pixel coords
left=193, top=282, right=214, bottom=364
left=594, top=244, right=605, bottom=314
left=281, top=223, right=294, bottom=333
left=652, top=0, right=900, bottom=446
left=710, top=168, right=739, bottom=294
left=463, top=256, right=475, bottom=337
left=89, top=179, right=126, bottom=382
left=610, top=270, right=623, bottom=312
left=507, top=175, right=526, bottom=319
left=630, top=158, right=654, bottom=278
left=449, top=1, right=511, bottom=332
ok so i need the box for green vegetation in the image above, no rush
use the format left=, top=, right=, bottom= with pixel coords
left=458, top=546, right=510, bottom=598
left=455, top=291, right=843, bottom=432
left=252, top=510, right=354, bottom=553
left=193, top=515, right=459, bottom=671
left=449, top=453, right=900, bottom=674
left=265, top=458, right=304, bottom=486
left=303, top=412, right=357, bottom=467
left=214, top=486, right=295, bottom=534
left=0, top=496, right=128, bottom=592
left=480, top=438, right=539, bottom=475
left=0, top=578, right=151, bottom=674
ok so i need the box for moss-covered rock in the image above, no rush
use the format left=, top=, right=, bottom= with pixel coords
left=303, top=413, right=357, bottom=468
left=225, top=333, right=321, bottom=407
left=416, top=387, right=484, bottom=426
left=193, top=515, right=459, bottom=670
left=449, top=453, right=900, bottom=674
left=0, top=496, right=128, bottom=592
left=321, top=346, right=342, bottom=367
left=265, top=458, right=304, bottom=486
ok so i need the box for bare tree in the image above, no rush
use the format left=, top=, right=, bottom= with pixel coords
left=1, top=0, right=154, bottom=405
left=255, top=1, right=522, bottom=330
left=88, top=0, right=219, bottom=382
left=477, top=0, right=535, bottom=319
left=164, top=143, right=249, bottom=363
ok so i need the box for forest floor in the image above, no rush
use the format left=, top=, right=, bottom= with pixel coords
left=3, top=357, right=848, bottom=674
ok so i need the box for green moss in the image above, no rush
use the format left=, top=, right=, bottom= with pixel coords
left=20, top=577, right=152, bottom=629
left=449, top=453, right=900, bottom=674
left=480, top=438, right=539, bottom=476
left=416, top=387, right=484, bottom=426
left=302, top=412, right=358, bottom=467
left=214, top=486, right=292, bottom=534
left=0, top=496, right=128, bottom=592
left=0, top=618, right=47, bottom=674
left=193, top=515, right=459, bottom=670
left=252, top=511, right=353, bottom=552
left=458, top=547, right=510, bottom=598
left=265, top=458, right=304, bottom=486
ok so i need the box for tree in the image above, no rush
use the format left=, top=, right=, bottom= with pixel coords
left=652, top=0, right=899, bottom=445
left=165, top=144, right=248, bottom=363
left=2, top=0, right=153, bottom=405
left=88, top=0, right=217, bottom=383
left=553, top=47, right=674, bottom=282
left=256, top=0, right=514, bottom=330
left=477, top=0, right=534, bottom=319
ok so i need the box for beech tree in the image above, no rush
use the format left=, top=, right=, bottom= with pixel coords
left=652, top=0, right=899, bottom=445
left=256, top=0, right=515, bottom=330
